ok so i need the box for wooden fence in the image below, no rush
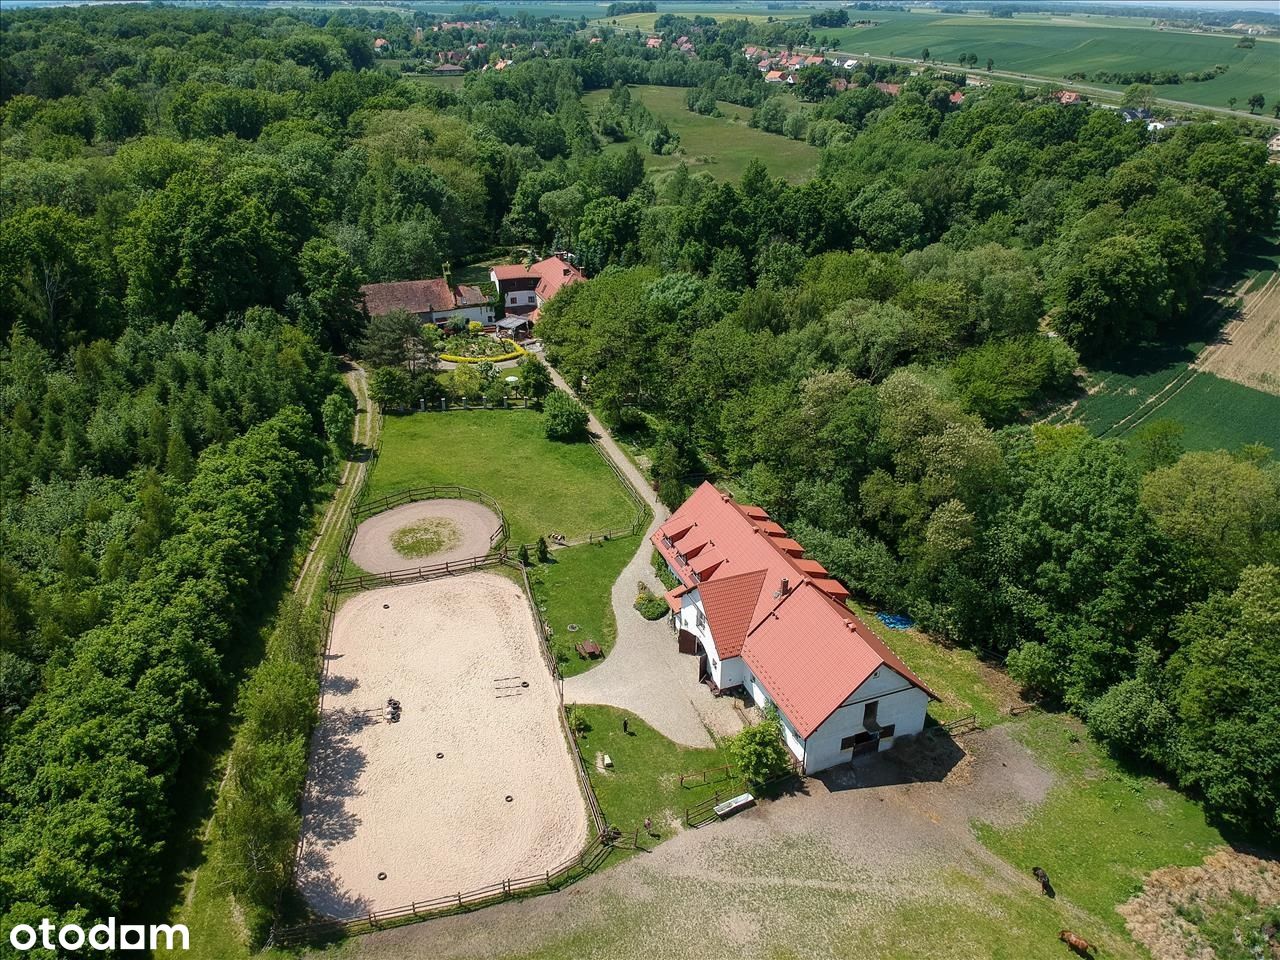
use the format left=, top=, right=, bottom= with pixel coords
left=272, top=830, right=615, bottom=947
left=679, top=763, right=736, bottom=789
left=940, top=713, right=981, bottom=736
left=329, top=552, right=509, bottom=593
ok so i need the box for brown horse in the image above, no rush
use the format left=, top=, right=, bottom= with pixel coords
left=1059, top=930, right=1093, bottom=957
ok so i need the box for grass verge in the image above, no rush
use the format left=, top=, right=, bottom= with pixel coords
left=574, top=705, right=737, bottom=843
left=526, top=536, right=638, bottom=678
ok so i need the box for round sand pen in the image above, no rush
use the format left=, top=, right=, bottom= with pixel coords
left=348, top=499, right=501, bottom=573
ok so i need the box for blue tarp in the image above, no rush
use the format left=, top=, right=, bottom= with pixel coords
left=875, top=612, right=915, bottom=631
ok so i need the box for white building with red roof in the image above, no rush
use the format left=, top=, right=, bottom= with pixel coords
left=653, top=482, right=938, bottom=774
left=488, top=255, right=584, bottom=320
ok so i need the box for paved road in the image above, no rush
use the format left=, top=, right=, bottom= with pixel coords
left=830, top=49, right=1280, bottom=127
left=545, top=364, right=744, bottom=748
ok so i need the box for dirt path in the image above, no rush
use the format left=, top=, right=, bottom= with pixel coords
left=295, top=364, right=378, bottom=609
left=543, top=362, right=743, bottom=747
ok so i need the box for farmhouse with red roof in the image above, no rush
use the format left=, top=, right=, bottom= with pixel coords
left=489, top=255, right=584, bottom=320
left=360, top=278, right=493, bottom=326
left=653, top=482, right=938, bottom=774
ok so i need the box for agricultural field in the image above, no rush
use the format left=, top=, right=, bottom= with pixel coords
left=817, top=10, right=1279, bottom=111
left=367, top=411, right=636, bottom=545
left=594, top=7, right=775, bottom=32
left=583, top=84, right=819, bottom=183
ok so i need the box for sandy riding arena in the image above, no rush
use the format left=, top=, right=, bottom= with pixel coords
left=348, top=500, right=501, bottom=573
left=296, top=572, right=589, bottom=918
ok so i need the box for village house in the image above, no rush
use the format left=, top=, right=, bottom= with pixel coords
left=874, top=81, right=902, bottom=96
left=360, top=278, right=493, bottom=326
left=645, top=35, right=662, bottom=49
left=1053, top=90, right=1082, bottom=105
left=372, top=37, right=390, bottom=53
left=764, top=70, right=786, bottom=83
left=654, top=483, right=937, bottom=774
left=488, top=255, right=583, bottom=320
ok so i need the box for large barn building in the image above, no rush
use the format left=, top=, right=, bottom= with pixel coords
left=653, top=483, right=937, bottom=774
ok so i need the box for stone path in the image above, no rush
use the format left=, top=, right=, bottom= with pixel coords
left=546, top=364, right=744, bottom=748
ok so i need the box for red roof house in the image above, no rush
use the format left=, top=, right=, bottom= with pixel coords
left=360, top=279, right=493, bottom=325
left=653, top=483, right=937, bottom=773
left=489, top=255, right=584, bottom=317
left=874, top=81, right=902, bottom=96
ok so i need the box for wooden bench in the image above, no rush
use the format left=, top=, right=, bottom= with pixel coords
left=575, top=641, right=603, bottom=659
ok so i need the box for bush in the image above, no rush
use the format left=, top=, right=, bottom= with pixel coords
left=730, top=708, right=794, bottom=786
left=543, top=388, right=589, bottom=442
left=517, top=543, right=531, bottom=566
left=634, top=582, right=669, bottom=620
left=566, top=705, right=590, bottom=737
left=651, top=549, right=679, bottom=590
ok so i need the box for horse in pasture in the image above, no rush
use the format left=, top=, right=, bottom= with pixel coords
left=1033, top=865, right=1055, bottom=897
left=1059, top=930, right=1093, bottom=957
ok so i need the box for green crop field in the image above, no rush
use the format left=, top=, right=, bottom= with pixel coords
left=584, top=84, right=819, bottom=183
left=814, top=10, right=1278, bottom=111
left=1055, top=353, right=1280, bottom=454
left=367, top=410, right=636, bottom=545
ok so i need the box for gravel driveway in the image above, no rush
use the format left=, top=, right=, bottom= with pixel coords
left=544, top=365, right=743, bottom=748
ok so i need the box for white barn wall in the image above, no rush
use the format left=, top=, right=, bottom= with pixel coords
left=801, top=684, right=930, bottom=773
left=743, top=665, right=929, bottom=774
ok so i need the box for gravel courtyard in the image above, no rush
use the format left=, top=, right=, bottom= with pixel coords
left=295, top=573, right=589, bottom=918
left=348, top=499, right=501, bottom=573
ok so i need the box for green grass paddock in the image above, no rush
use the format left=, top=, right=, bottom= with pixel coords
left=368, top=410, right=636, bottom=545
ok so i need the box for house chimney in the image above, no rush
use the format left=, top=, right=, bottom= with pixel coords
left=774, top=577, right=789, bottom=598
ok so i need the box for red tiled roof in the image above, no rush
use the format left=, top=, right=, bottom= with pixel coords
left=874, top=82, right=901, bottom=96
left=361, top=278, right=462, bottom=317
left=653, top=482, right=937, bottom=739
left=697, top=570, right=767, bottom=659
left=490, top=256, right=584, bottom=302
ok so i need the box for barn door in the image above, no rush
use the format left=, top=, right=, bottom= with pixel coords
left=677, top=629, right=698, bottom=655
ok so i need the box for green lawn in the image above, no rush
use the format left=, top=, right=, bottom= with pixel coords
left=583, top=85, right=819, bottom=183
left=821, top=9, right=1280, bottom=111
left=850, top=601, right=1017, bottom=729
left=574, top=705, right=737, bottom=841
left=526, top=536, right=638, bottom=677
left=367, top=410, right=637, bottom=545
left=975, top=712, right=1224, bottom=936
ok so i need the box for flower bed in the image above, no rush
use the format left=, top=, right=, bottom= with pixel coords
left=439, top=336, right=527, bottom=364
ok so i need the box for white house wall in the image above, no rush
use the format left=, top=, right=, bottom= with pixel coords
left=802, top=680, right=930, bottom=774
left=436, top=305, right=494, bottom=325
left=674, top=591, right=746, bottom=689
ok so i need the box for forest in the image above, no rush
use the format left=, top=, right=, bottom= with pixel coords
left=0, top=0, right=1277, bottom=946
